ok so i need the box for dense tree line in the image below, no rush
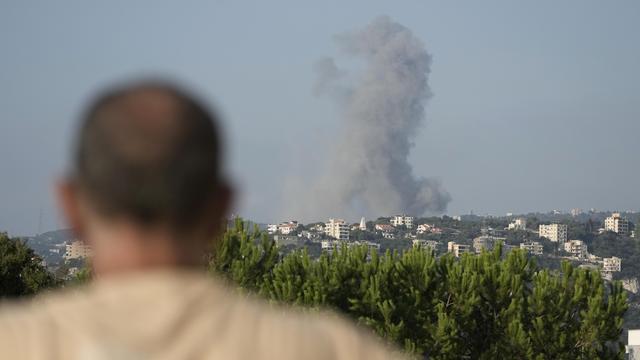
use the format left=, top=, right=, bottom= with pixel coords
left=211, top=219, right=628, bottom=359
left=0, top=232, right=57, bottom=298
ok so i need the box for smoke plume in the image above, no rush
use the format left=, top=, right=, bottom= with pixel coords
left=295, top=16, right=450, bottom=220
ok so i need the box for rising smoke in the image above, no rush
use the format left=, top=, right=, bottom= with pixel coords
left=292, top=16, right=450, bottom=221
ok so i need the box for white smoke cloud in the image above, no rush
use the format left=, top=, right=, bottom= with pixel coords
left=289, top=16, right=450, bottom=221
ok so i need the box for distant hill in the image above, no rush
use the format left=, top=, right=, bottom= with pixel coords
left=24, top=229, right=74, bottom=267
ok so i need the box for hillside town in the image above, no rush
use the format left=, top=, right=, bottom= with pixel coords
left=31, top=210, right=637, bottom=287
left=262, top=211, right=635, bottom=288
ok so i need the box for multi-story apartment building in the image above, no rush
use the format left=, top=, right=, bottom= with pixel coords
left=321, top=239, right=344, bottom=253
left=520, top=241, right=543, bottom=256
left=390, top=215, right=414, bottom=229
left=325, top=218, right=349, bottom=240
left=321, top=239, right=379, bottom=254
left=563, top=240, right=588, bottom=258
left=447, top=241, right=471, bottom=258
left=603, top=256, right=622, bottom=272
left=604, top=213, right=629, bottom=235
left=64, top=241, right=93, bottom=260
left=538, top=224, right=568, bottom=244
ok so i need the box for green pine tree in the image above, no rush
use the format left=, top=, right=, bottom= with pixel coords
left=0, top=232, right=57, bottom=298
left=210, top=219, right=628, bottom=359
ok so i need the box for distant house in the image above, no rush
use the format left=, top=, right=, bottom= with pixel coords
left=604, top=213, right=629, bottom=235
left=603, top=257, right=622, bottom=273
left=321, top=239, right=380, bottom=254
left=64, top=241, right=93, bottom=260
left=447, top=241, right=470, bottom=258
left=520, top=241, right=543, bottom=256
left=267, top=221, right=299, bottom=235
left=539, top=224, right=568, bottom=244
left=321, top=239, right=344, bottom=253
left=390, top=215, right=414, bottom=228
left=564, top=240, right=587, bottom=259
left=325, top=219, right=349, bottom=240
left=280, top=221, right=300, bottom=235
left=416, top=224, right=442, bottom=234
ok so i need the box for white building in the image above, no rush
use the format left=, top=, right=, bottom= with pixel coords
left=267, top=221, right=299, bottom=235
left=508, top=218, right=527, bottom=231
left=603, top=256, right=622, bottom=273
left=539, top=224, right=568, bottom=244
left=563, top=240, right=588, bottom=258
left=520, top=241, right=543, bottom=256
left=627, top=329, right=640, bottom=359
left=267, top=224, right=278, bottom=234
left=64, top=241, right=93, bottom=260
left=359, top=217, right=366, bottom=231
left=321, top=239, right=345, bottom=252
left=321, top=239, right=379, bottom=253
left=278, top=224, right=296, bottom=235
left=325, top=218, right=349, bottom=240
left=447, top=241, right=471, bottom=258
left=416, top=224, right=430, bottom=234
left=412, top=239, right=438, bottom=252
left=604, top=213, right=629, bottom=235
left=390, top=215, right=414, bottom=229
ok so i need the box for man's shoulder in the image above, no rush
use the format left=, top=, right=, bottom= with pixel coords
left=228, top=295, right=404, bottom=359
left=0, top=286, right=88, bottom=330
left=0, top=273, right=407, bottom=359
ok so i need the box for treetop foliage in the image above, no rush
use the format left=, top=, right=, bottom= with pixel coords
left=0, top=232, right=57, bottom=298
left=211, top=219, right=628, bottom=359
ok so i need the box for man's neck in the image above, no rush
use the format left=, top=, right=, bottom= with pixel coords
left=87, top=221, right=206, bottom=277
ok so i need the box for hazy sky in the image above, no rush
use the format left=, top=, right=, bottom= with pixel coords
left=1, top=1, right=639, bottom=235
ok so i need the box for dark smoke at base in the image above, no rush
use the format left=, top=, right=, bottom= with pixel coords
left=289, top=16, right=451, bottom=221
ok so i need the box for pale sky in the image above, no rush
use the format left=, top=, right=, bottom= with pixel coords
left=1, top=1, right=639, bottom=235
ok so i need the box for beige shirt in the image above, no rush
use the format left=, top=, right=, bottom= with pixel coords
left=0, top=270, right=404, bottom=360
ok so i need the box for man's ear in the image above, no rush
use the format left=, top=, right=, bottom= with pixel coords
left=55, top=179, right=85, bottom=241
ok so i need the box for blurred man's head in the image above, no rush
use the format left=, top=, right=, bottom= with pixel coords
left=58, top=81, right=232, bottom=273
